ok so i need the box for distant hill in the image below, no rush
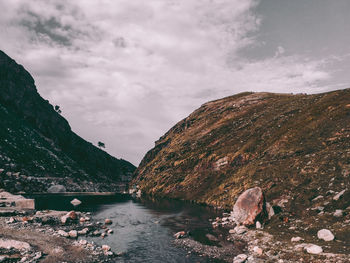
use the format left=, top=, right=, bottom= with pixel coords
left=133, top=89, right=350, bottom=210
left=0, top=50, right=135, bottom=193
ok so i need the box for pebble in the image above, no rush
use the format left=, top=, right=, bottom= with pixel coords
left=102, top=245, right=111, bottom=251
left=253, top=246, right=263, bottom=255
left=58, top=230, right=69, bottom=237
left=291, top=237, right=303, bottom=242
left=105, top=218, right=112, bottom=225
left=333, top=190, right=346, bottom=201
left=333, top=209, right=343, bottom=217
left=234, top=225, right=248, bottom=235
left=305, top=244, right=323, bottom=254
left=233, top=254, right=248, bottom=263
left=317, top=229, right=335, bottom=241
left=68, top=230, right=78, bottom=238
left=256, top=221, right=262, bottom=229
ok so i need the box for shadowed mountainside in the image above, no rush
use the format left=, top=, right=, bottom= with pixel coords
left=0, top=50, right=135, bottom=193
left=134, top=89, right=350, bottom=211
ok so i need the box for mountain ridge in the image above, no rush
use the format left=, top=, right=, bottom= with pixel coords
left=0, top=50, right=135, bottom=193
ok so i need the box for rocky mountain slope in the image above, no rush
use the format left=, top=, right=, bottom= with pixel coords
left=0, top=50, right=135, bottom=193
left=134, top=89, right=350, bottom=212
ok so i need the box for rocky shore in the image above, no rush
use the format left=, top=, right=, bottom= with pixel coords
left=0, top=190, right=118, bottom=263
left=173, top=187, right=350, bottom=263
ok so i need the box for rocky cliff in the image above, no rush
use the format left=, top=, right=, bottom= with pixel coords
left=0, top=50, right=135, bottom=193
left=134, top=90, right=350, bottom=211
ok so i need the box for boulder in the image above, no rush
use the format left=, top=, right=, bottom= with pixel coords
left=47, top=185, right=66, bottom=193
left=317, top=229, right=335, bottom=241
left=233, top=187, right=265, bottom=225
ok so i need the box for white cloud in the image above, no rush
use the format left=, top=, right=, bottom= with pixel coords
left=0, top=0, right=336, bottom=164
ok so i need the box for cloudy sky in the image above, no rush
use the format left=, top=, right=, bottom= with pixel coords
left=1, top=0, right=349, bottom=165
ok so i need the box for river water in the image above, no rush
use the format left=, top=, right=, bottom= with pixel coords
left=30, top=194, right=225, bottom=263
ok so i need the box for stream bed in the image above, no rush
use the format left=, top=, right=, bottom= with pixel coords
left=29, top=194, right=227, bottom=263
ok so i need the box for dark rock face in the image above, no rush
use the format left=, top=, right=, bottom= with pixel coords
left=233, top=187, right=265, bottom=226
left=0, top=50, right=135, bottom=193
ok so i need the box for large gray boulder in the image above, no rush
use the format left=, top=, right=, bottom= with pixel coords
left=47, top=184, right=66, bottom=193
left=233, top=187, right=265, bottom=226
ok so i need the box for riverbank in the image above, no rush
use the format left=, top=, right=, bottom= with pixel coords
left=0, top=191, right=119, bottom=262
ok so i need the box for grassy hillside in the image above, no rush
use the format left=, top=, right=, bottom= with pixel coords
left=134, top=89, right=350, bottom=211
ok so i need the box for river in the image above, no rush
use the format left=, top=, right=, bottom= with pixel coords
left=30, top=194, right=226, bottom=263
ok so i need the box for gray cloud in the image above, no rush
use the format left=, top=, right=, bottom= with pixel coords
left=0, top=0, right=347, bottom=165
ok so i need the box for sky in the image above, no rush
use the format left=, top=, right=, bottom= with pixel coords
left=0, top=0, right=350, bottom=165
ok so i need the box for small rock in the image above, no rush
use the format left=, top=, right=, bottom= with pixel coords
left=333, top=190, right=346, bottom=201
left=70, top=198, right=82, bottom=207
left=79, top=239, right=87, bottom=245
left=317, top=229, right=335, bottom=241
left=234, top=225, right=248, bottom=235
left=0, top=238, right=31, bottom=251
left=291, top=237, right=303, bottom=242
left=333, top=209, right=343, bottom=217
left=233, top=254, right=248, bottom=263
left=305, top=244, right=323, bottom=254
left=101, top=233, right=106, bottom=238
left=33, top=252, right=42, bottom=260
left=312, top=195, right=323, bottom=201
left=253, top=246, right=263, bottom=255
left=68, top=230, right=78, bottom=238
left=256, top=221, right=262, bottom=229
left=78, top=228, right=89, bottom=235
left=79, top=217, right=86, bottom=223
left=58, top=230, right=69, bottom=237
left=107, top=229, right=114, bottom=234
left=266, top=202, right=275, bottom=219
left=229, top=229, right=235, bottom=234
left=174, top=231, right=186, bottom=239
left=105, top=218, right=112, bottom=225
left=102, top=245, right=111, bottom=251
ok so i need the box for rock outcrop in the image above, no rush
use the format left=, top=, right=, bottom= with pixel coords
left=0, top=50, right=135, bottom=193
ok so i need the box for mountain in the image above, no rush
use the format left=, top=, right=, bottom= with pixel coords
left=133, top=90, right=350, bottom=211
left=0, top=50, right=135, bottom=193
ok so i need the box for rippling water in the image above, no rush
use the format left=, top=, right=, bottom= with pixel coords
left=30, top=194, right=225, bottom=263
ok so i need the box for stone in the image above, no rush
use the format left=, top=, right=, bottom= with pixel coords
left=174, top=231, right=186, bottom=239
left=253, top=246, right=263, bottom=255
left=234, top=225, right=248, bottom=235
left=317, top=229, right=335, bottom=241
left=78, top=228, right=89, bottom=235
left=47, top=184, right=66, bottom=193
left=70, top=198, right=82, bottom=207
left=233, top=254, right=248, bottom=263
left=107, top=229, right=114, bottom=234
left=291, top=237, right=303, bottom=242
left=233, top=187, right=265, bottom=226
left=105, top=218, right=112, bottom=225
left=68, top=230, right=78, bottom=238
left=102, top=245, right=111, bottom=251
left=266, top=202, right=275, bottom=219
left=256, top=221, right=262, bottom=229
left=0, top=238, right=31, bottom=251
left=229, top=229, right=235, bottom=234
left=333, top=190, right=346, bottom=201
left=58, top=230, right=69, bottom=237
left=79, top=239, right=87, bottom=245
left=305, top=244, right=323, bottom=254
left=312, top=195, right=323, bottom=201
left=333, top=209, right=343, bottom=217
